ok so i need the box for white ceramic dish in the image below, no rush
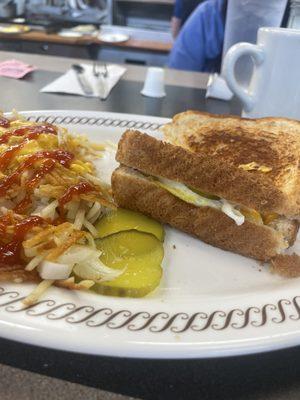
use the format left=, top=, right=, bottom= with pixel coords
left=98, top=32, right=130, bottom=43
left=0, top=24, right=30, bottom=34
left=58, top=30, right=83, bottom=38
left=2, top=110, right=300, bottom=359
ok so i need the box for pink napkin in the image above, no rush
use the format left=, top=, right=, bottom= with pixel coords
left=0, top=59, right=37, bottom=79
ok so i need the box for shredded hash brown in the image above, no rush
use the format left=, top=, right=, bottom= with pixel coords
left=0, top=112, right=115, bottom=302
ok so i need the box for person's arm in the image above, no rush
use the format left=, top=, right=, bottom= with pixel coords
left=171, top=0, right=183, bottom=38
left=171, top=16, right=182, bottom=38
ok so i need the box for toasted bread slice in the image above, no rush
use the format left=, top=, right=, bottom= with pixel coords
left=163, top=110, right=300, bottom=146
left=112, top=166, right=299, bottom=262
left=271, top=254, right=300, bottom=278
left=163, top=111, right=300, bottom=216
left=116, top=128, right=300, bottom=217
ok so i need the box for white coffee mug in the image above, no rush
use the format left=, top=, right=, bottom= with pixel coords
left=223, top=27, right=300, bottom=119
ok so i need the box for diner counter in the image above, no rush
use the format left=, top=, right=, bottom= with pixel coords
left=0, top=51, right=239, bottom=118
left=1, top=50, right=298, bottom=400
left=0, top=50, right=207, bottom=89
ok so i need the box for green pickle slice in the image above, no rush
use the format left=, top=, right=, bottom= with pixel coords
left=95, top=208, right=164, bottom=241
left=92, top=230, right=163, bottom=298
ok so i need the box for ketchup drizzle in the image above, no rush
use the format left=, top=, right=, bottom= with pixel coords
left=0, top=141, right=27, bottom=170
left=14, top=215, right=46, bottom=240
left=13, top=194, right=32, bottom=214
left=26, top=159, right=56, bottom=189
left=0, top=216, right=46, bottom=266
left=59, top=182, right=94, bottom=215
left=13, top=124, right=57, bottom=137
left=0, top=214, right=15, bottom=236
left=0, top=122, right=75, bottom=266
left=0, top=241, right=21, bottom=266
left=0, top=124, right=57, bottom=145
left=0, top=150, right=74, bottom=196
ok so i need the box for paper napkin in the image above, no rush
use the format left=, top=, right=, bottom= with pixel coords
left=0, top=59, right=37, bottom=79
left=41, top=64, right=126, bottom=100
left=205, top=73, right=233, bottom=101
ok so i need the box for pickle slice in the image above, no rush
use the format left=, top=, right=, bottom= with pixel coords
left=92, top=230, right=163, bottom=297
left=95, top=208, right=164, bottom=241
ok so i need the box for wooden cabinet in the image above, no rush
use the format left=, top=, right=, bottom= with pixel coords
left=98, top=46, right=168, bottom=66
left=21, top=41, right=90, bottom=59
left=0, top=38, right=169, bottom=66
left=0, top=41, right=22, bottom=52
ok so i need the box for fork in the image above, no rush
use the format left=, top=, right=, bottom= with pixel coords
left=93, top=62, right=108, bottom=78
left=93, top=62, right=109, bottom=99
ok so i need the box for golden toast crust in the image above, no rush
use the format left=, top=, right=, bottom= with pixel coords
left=116, top=130, right=300, bottom=216
left=167, top=110, right=300, bottom=127
left=163, top=111, right=300, bottom=215
left=271, top=254, right=300, bottom=277
left=112, top=166, right=299, bottom=262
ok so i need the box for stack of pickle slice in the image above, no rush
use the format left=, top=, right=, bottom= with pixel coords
left=90, top=209, right=164, bottom=297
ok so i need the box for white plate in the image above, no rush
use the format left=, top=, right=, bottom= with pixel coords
left=2, top=110, right=300, bottom=359
left=58, top=30, right=83, bottom=38
left=98, top=32, right=130, bottom=43
left=12, top=18, right=26, bottom=24
left=0, top=25, right=30, bottom=34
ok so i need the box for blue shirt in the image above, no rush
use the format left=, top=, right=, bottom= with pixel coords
left=173, top=0, right=204, bottom=25
left=169, top=0, right=225, bottom=72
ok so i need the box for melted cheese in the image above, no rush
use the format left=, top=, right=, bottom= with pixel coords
left=155, top=177, right=245, bottom=226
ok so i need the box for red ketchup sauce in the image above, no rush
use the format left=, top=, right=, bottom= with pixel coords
left=0, top=123, right=74, bottom=266
left=0, top=216, right=46, bottom=266
left=26, top=159, right=56, bottom=190
left=13, top=124, right=57, bottom=137
left=13, top=194, right=32, bottom=214
left=0, top=124, right=57, bottom=145
left=0, top=150, right=74, bottom=196
left=0, top=125, right=59, bottom=171
left=0, top=214, right=14, bottom=235
left=0, top=141, right=27, bottom=170
left=58, top=182, right=94, bottom=216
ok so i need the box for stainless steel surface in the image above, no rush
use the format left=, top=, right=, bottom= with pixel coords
left=0, top=0, right=16, bottom=18
left=288, top=0, right=300, bottom=28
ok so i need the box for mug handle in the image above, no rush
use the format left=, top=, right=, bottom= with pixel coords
left=223, top=43, right=264, bottom=112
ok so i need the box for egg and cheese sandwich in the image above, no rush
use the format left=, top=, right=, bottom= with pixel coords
left=112, top=111, right=300, bottom=277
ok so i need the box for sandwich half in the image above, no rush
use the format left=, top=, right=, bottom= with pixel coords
left=112, top=111, right=300, bottom=276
